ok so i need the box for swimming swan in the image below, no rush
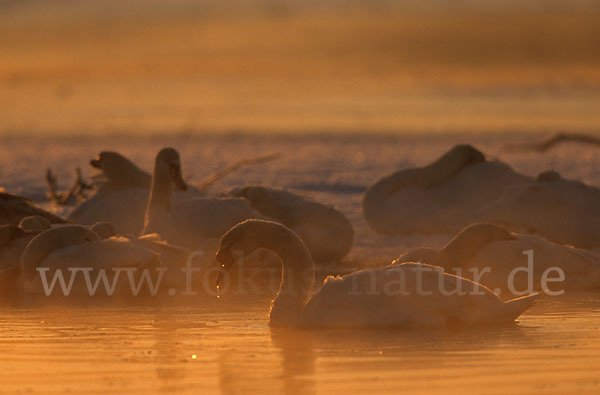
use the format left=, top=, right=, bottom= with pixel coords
left=229, top=186, right=354, bottom=262
left=477, top=171, right=600, bottom=249
left=20, top=225, right=161, bottom=297
left=215, top=219, right=538, bottom=328
left=142, top=148, right=261, bottom=249
left=362, top=145, right=530, bottom=235
left=396, top=223, right=600, bottom=297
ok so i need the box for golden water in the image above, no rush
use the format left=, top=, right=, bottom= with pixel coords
left=2, top=295, right=599, bottom=394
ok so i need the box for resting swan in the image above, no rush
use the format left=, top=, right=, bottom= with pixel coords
left=142, top=148, right=261, bottom=249
left=20, top=225, right=161, bottom=297
left=363, top=145, right=530, bottom=235
left=68, top=150, right=207, bottom=235
left=477, top=171, right=600, bottom=249
left=89, top=151, right=152, bottom=188
left=88, top=220, right=215, bottom=291
left=0, top=192, right=66, bottom=226
left=228, top=186, right=354, bottom=262
left=396, top=223, right=600, bottom=298
left=215, top=220, right=538, bottom=328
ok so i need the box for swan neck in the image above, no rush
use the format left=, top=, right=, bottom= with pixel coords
left=267, top=231, right=315, bottom=325
left=145, top=160, right=173, bottom=226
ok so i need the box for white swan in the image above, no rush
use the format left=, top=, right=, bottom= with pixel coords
left=20, top=225, right=162, bottom=297
left=89, top=151, right=152, bottom=188
left=215, top=219, right=538, bottom=328
left=68, top=150, right=205, bottom=235
left=477, top=171, right=600, bottom=249
left=228, top=186, right=354, bottom=262
left=363, top=145, right=530, bottom=235
left=1, top=192, right=66, bottom=226
left=88, top=220, right=214, bottom=290
left=142, top=148, right=261, bottom=249
left=1, top=216, right=57, bottom=295
left=396, top=223, right=600, bottom=297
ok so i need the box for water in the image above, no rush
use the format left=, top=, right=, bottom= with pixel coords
left=1, top=295, right=600, bottom=394
left=0, top=133, right=599, bottom=393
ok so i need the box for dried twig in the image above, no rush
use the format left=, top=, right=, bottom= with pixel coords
left=46, top=167, right=94, bottom=205
left=195, top=152, right=281, bottom=191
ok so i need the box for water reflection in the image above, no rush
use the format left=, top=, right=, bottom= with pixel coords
left=1, top=294, right=600, bottom=394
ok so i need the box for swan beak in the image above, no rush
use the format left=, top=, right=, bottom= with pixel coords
left=90, top=158, right=102, bottom=169
left=170, top=165, right=187, bottom=191
left=215, top=247, right=235, bottom=286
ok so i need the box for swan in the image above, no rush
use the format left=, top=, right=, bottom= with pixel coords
left=1, top=216, right=59, bottom=296
left=477, top=171, right=600, bottom=249
left=88, top=220, right=215, bottom=290
left=363, top=145, right=530, bottom=235
left=228, top=186, right=354, bottom=262
left=142, top=148, right=262, bottom=249
left=67, top=150, right=206, bottom=235
left=0, top=224, right=35, bottom=300
left=396, top=223, right=600, bottom=297
left=0, top=192, right=66, bottom=226
left=89, top=151, right=152, bottom=188
left=215, top=219, right=538, bottom=328
left=20, top=225, right=162, bottom=297
left=67, top=151, right=164, bottom=234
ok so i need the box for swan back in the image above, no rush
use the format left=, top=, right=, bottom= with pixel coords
left=231, top=186, right=354, bottom=262
left=91, top=151, right=151, bottom=188
left=301, top=263, right=538, bottom=328
left=0, top=192, right=66, bottom=225
left=21, top=225, right=99, bottom=280
left=478, top=172, right=600, bottom=248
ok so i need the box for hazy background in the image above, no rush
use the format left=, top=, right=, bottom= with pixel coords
left=1, top=0, right=599, bottom=135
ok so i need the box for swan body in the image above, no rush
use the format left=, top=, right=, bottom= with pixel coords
left=396, top=223, right=600, bottom=297
left=229, top=186, right=354, bottom=262
left=0, top=216, right=59, bottom=298
left=20, top=225, right=161, bottom=297
left=363, top=145, right=530, bottom=234
left=477, top=171, right=600, bottom=249
left=142, top=148, right=261, bottom=249
left=216, top=220, right=538, bottom=328
left=68, top=187, right=149, bottom=235
left=0, top=225, right=35, bottom=299
left=0, top=192, right=66, bottom=226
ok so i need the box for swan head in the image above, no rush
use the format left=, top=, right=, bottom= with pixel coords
left=21, top=225, right=100, bottom=280
left=215, top=219, right=271, bottom=285
left=156, top=148, right=187, bottom=191
left=18, top=216, right=52, bottom=233
left=90, top=222, right=116, bottom=239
